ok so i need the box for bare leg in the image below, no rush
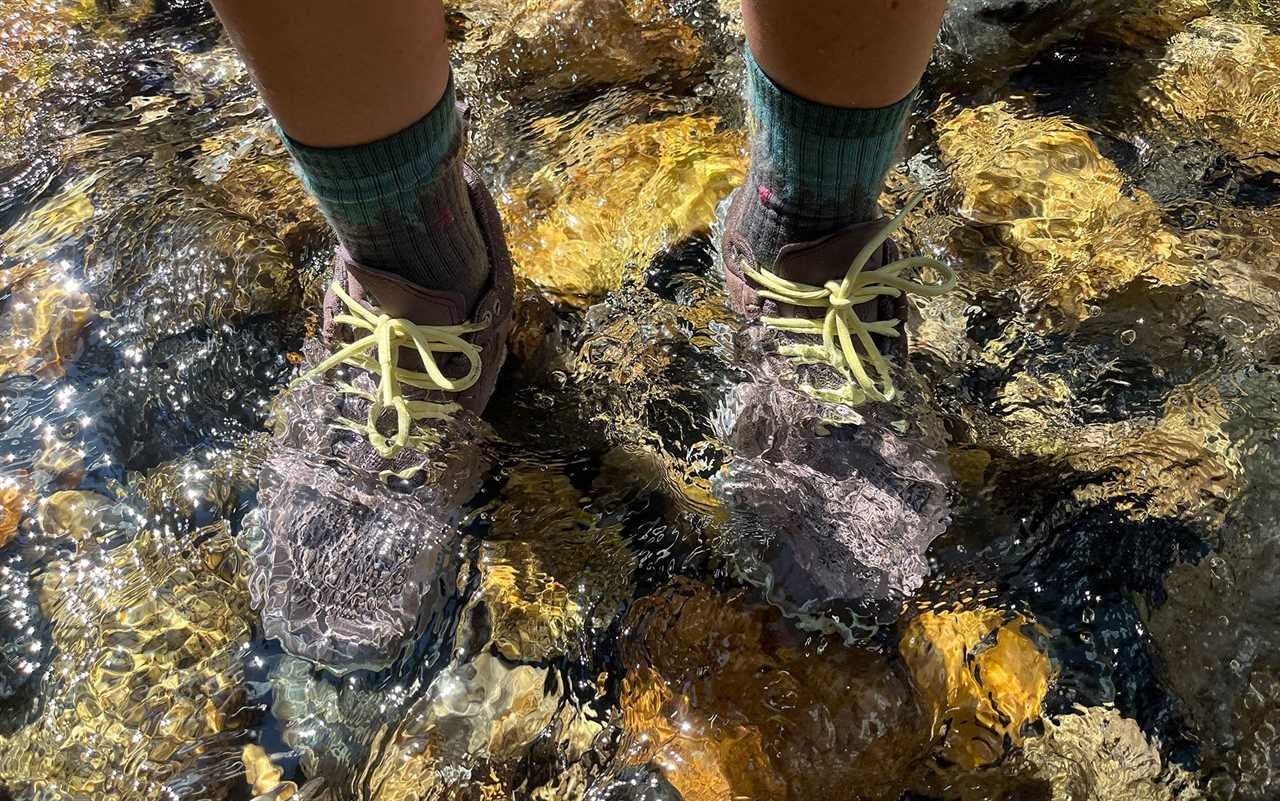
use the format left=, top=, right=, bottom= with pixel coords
left=209, top=0, right=449, bottom=147
left=742, top=0, right=946, bottom=108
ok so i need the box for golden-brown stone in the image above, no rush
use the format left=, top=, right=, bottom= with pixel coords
left=450, top=0, right=706, bottom=93
left=1016, top=706, right=1204, bottom=800
left=0, top=524, right=253, bottom=798
left=367, top=652, right=600, bottom=801
left=948, top=447, right=993, bottom=489
left=937, top=102, right=1195, bottom=319
left=37, top=490, right=115, bottom=545
left=0, top=181, right=95, bottom=256
left=132, top=435, right=268, bottom=525
left=508, top=275, right=563, bottom=368
left=899, top=606, right=1054, bottom=769
left=619, top=579, right=927, bottom=801
left=193, top=120, right=323, bottom=248
left=1093, top=0, right=1212, bottom=47
left=34, top=438, right=86, bottom=489
left=0, top=260, right=94, bottom=381
left=1183, top=204, right=1280, bottom=335
left=1065, top=384, right=1239, bottom=520
left=987, top=377, right=1240, bottom=522
left=0, top=480, right=27, bottom=546
left=1145, top=17, right=1280, bottom=175
left=501, top=115, right=745, bottom=305
left=478, top=467, right=634, bottom=662
left=243, top=744, right=298, bottom=801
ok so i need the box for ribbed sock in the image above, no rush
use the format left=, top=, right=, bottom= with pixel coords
left=738, top=47, right=916, bottom=269
left=280, top=74, right=489, bottom=311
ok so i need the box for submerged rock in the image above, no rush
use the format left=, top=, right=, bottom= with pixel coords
left=37, top=489, right=119, bottom=547
left=1091, top=0, right=1212, bottom=47
left=915, top=705, right=1205, bottom=800
left=1144, top=17, right=1280, bottom=177
left=450, top=0, right=709, bottom=95
left=366, top=651, right=602, bottom=801
left=899, top=606, right=1055, bottom=769
left=1141, top=376, right=1280, bottom=801
left=586, top=765, right=685, bottom=801
left=130, top=433, right=267, bottom=530
left=501, top=114, right=745, bottom=306
left=242, top=744, right=299, bottom=801
left=0, top=260, right=95, bottom=381
left=962, top=368, right=1242, bottom=524
left=0, top=479, right=26, bottom=547
left=1017, top=706, right=1204, bottom=800
left=0, top=522, right=255, bottom=799
left=265, top=654, right=392, bottom=789
left=478, top=467, right=634, bottom=663
left=937, top=0, right=1125, bottom=76
left=618, top=579, right=928, bottom=801
left=937, top=101, right=1195, bottom=320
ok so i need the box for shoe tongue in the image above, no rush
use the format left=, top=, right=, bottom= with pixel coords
left=772, top=216, right=890, bottom=287
left=336, top=252, right=469, bottom=328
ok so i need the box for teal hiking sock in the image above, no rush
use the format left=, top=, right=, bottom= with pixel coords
left=281, top=74, right=489, bottom=311
left=738, top=47, right=916, bottom=269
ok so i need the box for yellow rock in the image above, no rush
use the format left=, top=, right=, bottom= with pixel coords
left=937, top=102, right=1194, bottom=319
left=501, top=114, right=746, bottom=305
left=1145, top=17, right=1280, bottom=175
left=131, top=436, right=267, bottom=524
left=193, top=121, right=322, bottom=246
left=37, top=490, right=115, bottom=544
left=597, top=443, right=725, bottom=524
left=450, top=0, right=705, bottom=92
left=621, top=669, right=779, bottom=801
left=0, top=180, right=95, bottom=257
left=479, top=468, right=633, bottom=662
left=1066, top=384, right=1240, bottom=520
left=508, top=275, right=562, bottom=366
left=367, top=652, right=599, bottom=801
left=34, top=438, right=86, bottom=488
left=1184, top=205, right=1280, bottom=334
left=948, top=447, right=993, bottom=489
left=243, top=744, right=297, bottom=801
left=0, top=524, right=253, bottom=798
left=619, top=579, right=926, bottom=801
left=988, top=376, right=1241, bottom=522
left=899, top=606, right=1054, bottom=769
left=0, top=480, right=27, bottom=546
left=1017, top=706, right=1204, bottom=800
left=0, top=261, right=94, bottom=381
left=1093, top=0, right=1212, bottom=47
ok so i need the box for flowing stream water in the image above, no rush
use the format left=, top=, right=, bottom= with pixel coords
left=1, top=1, right=1279, bottom=800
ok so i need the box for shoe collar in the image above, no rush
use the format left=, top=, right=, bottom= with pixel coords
left=322, top=250, right=471, bottom=344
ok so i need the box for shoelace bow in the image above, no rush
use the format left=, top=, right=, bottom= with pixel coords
left=296, top=280, right=486, bottom=460
left=741, top=193, right=956, bottom=406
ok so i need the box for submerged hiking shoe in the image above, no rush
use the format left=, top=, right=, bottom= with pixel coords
left=714, top=191, right=956, bottom=622
left=252, top=164, right=513, bottom=672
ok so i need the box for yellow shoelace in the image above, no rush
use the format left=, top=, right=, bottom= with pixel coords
left=742, top=193, right=956, bottom=406
left=296, top=280, right=486, bottom=461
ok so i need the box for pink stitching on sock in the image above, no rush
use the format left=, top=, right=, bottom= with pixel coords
left=756, top=185, right=774, bottom=204
left=435, top=207, right=455, bottom=229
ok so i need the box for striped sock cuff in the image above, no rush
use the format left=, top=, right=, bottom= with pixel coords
left=744, top=46, right=915, bottom=138
left=279, top=73, right=463, bottom=208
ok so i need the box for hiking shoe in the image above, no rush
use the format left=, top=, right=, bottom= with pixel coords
left=252, top=164, right=513, bottom=672
left=713, top=191, right=956, bottom=622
